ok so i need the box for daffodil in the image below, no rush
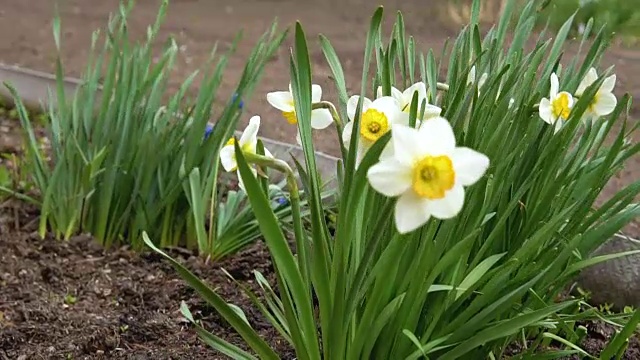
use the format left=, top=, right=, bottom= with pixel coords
left=376, top=82, right=442, bottom=122
left=342, top=95, right=403, bottom=163
left=367, top=118, right=490, bottom=234
left=539, top=73, right=574, bottom=133
left=575, top=67, right=617, bottom=119
left=219, top=115, right=273, bottom=190
left=266, top=83, right=333, bottom=129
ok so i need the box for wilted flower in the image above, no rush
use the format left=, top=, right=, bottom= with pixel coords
left=342, top=95, right=403, bottom=163
left=575, top=67, right=617, bottom=119
left=376, top=82, right=441, bottom=122
left=539, top=73, right=574, bottom=133
left=219, top=115, right=273, bottom=190
left=367, top=118, right=490, bottom=234
left=266, top=83, right=333, bottom=129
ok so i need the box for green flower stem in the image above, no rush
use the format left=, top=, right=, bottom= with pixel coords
left=244, top=152, right=310, bottom=287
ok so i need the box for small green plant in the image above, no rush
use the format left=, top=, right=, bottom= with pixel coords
left=146, top=0, right=640, bottom=358
left=6, top=0, right=288, bottom=260
left=0, top=152, right=38, bottom=204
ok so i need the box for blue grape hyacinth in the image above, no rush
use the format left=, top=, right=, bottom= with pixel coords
left=204, top=123, right=214, bottom=140
left=203, top=93, right=244, bottom=140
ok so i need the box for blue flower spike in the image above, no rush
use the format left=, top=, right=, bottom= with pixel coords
left=232, top=93, right=244, bottom=109
left=202, top=93, right=243, bottom=141
left=204, top=123, right=214, bottom=140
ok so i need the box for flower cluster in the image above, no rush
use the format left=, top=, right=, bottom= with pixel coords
left=215, top=66, right=618, bottom=233
left=220, top=67, right=617, bottom=233
left=216, top=81, right=491, bottom=234
left=539, top=68, right=617, bottom=133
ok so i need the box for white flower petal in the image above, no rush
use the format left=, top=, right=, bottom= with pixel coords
left=295, top=131, right=302, bottom=146
left=554, top=118, right=564, bottom=134
left=593, top=91, right=617, bottom=116
left=423, top=104, right=442, bottom=119
left=450, top=147, right=490, bottom=186
left=371, top=96, right=402, bottom=125
left=550, top=73, right=560, bottom=98
left=539, top=98, right=553, bottom=124
left=391, top=123, right=427, bottom=166
left=467, top=66, right=476, bottom=86
left=601, top=74, right=616, bottom=93
left=220, top=145, right=237, bottom=172
left=311, top=84, right=323, bottom=103
left=376, top=86, right=403, bottom=101
left=310, top=108, right=333, bottom=129
left=263, top=147, right=274, bottom=159
left=237, top=167, right=258, bottom=192
left=418, top=116, right=456, bottom=156
left=426, top=184, right=465, bottom=219
left=267, top=91, right=294, bottom=112
left=342, top=120, right=354, bottom=146
left=355, top=141, right=368, bottom=168
left=380, top=140, right=395, bottom=160
left=391, top=87, right=403, bottom=102
left=394, top=191, right=431, bottom=234
left=239, top=116, right=260, bottom=151
left=402, top=82, right=427, bottom=107
left=576, top=68, right=598, bottom=96
left=347, top=95, right=372, bottom=121
left=478, top=73, right=488, bottom=89
left=367, top=159, right=412, bottom=197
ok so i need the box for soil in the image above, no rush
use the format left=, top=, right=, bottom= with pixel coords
left=2, top=201, right=640, bottom=360
left=0, top=201, right=295, bottom=359
left=0, top=0, right=640, bottom=358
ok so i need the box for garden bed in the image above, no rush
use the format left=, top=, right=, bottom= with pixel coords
left=0, top=200, right=295, bottom=359
left=2, top=200, right=640, bottom=359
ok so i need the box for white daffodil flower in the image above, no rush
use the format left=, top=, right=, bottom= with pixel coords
left=376, top=82, right=442, bottom=122
left=219, top=115, right=273, bottom=190
left=266, top=83, right=333, bottom=129
left=367, top=118, right=489, bottom=234
left=575, top=67, right=617, bottom=119
left=539, top=73, right=574, bottom=133
left=342, top=95, right=403, bottom=164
